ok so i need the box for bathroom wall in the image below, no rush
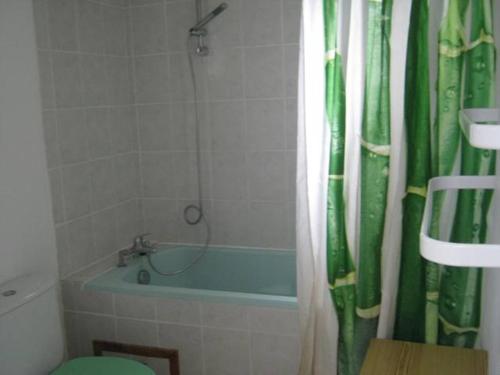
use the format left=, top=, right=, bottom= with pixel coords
left=0, top=0, right=58, bottom=283
left=130, top=0, right=300, bottom=250
left=33, top=0, right=143, bottom=278
left=35, top=0, right=300, bottom=279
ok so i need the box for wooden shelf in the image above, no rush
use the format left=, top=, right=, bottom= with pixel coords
left=361, top=339, right=488, bottom=375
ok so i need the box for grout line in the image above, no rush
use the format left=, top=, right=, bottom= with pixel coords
left=87, top=0, right=130, bottom=11
left=48, top=150, right=139, bottom=171
left=245, top=297, right=254, bottom=375
left=36, top=47, right=130, bottom=58
left=112, top=294, right=119, bottom=341
left=124, top=43, right=301, bottom=58
left=135, top=149, right=295, bottom=155
left=67, top=308, right=299, bottom=337
left=280, top=0, right=289, bottom=194
left=83, top=0, right=115, bottom=262
left=128, top=1, right=163, bottom=9
left=54, top=197, right=138, bottom=228
left=166, top=96, right=299, bottom=103
left=72, top=0, right=86, bottom=112
left=37, top=96, right=301, bottom=111
left=248, top=329, right=254, bottom=375
left=43, top=0, right=70, bottom=231
left=200, top=326, right=207, bottom=375
left=128, top=0, right=147, bottom=234
left=139, top=197, right=297, bottom=204
left=36, top=49, right=127, bottom=58
left=66, top=309, right=116, bottom=319
left=240, top=15, right=251, bottom=222
left=42, top=103, right=139, bottom=111
left=153, top=295, right=160, bottom=348
left=71, top=0, right=96, bottom=265
left=45, top=2, right=77, bottom=270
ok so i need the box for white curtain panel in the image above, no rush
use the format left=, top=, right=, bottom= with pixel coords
left=377, top=0, right=412, bottom=338
left=344, top=0, right=412, bottom=343
left=296, top=0, right=338, bottom=373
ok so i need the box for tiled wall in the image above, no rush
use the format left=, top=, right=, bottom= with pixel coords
left=33, top=0, right=142, bottom=278
left=34, top=0, right=301, bottom=371
left=62, top=280, right=300, bottom=375
left=35, top=0, right=300, bottom=277
left=130, top=0, right=300, bottom=250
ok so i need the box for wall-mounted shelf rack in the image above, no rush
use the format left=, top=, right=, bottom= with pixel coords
left=420, top=176, right=500, bottom=267
left=420, top=108, right=500, bottom=267
left=459, top=108, right=500, bottom=149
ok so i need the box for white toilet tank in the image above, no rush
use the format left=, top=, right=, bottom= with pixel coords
left=0, top=273, right=64, bottom=375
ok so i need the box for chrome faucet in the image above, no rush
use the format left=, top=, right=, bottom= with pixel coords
left=117, top=233, right=157, bottom=267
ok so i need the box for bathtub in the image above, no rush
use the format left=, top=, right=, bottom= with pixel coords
left=65, top=245, right=300, bottom=373
left=85, top=245, right=298, bottom=308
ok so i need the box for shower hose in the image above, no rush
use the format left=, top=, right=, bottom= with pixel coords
left=147, top=36, right=211, bottom=276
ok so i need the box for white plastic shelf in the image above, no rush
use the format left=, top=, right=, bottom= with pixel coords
left=459, top=108, right=500, bottom=149
left=420, top=175, right=500, bottom=268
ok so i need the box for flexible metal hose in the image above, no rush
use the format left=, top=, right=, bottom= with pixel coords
left=147, top=35, right=211, bottom=276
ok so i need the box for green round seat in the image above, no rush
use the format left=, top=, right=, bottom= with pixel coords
left=51, top=357, right=155, bottom=375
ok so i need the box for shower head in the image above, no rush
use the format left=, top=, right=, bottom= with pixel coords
left=210, top=2, right=228, bottom=16
left=189, top=3, right=228, bottom=35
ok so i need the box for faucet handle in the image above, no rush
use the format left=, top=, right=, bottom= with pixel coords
left=133, top=233, right=159, bottom=251
left=132, top=233, right=151, bottom=247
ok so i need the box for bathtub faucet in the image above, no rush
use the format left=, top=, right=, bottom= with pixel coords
left=117, top=233, right=158, bottom=267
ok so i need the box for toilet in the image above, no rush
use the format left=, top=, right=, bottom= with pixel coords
left=0, top=273, right=154, bottom=375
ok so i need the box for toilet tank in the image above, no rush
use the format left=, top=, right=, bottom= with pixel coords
left=0, top=274, right=64, bottom=375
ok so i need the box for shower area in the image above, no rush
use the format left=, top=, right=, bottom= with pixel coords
left=34, top=0, right=301, bottom=373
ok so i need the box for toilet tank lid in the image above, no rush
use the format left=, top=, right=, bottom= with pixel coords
left=0, top=273, right=57, bottom=317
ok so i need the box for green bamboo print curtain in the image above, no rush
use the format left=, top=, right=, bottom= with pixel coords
left=424, top=0, right=472, bottom=345
left=439, top=0, right=497, bottom=347
left=297, top=0, right=499, bottom=374
left=356, top=0, right=392, bottom=357
left=396, top=0, right=497, bottom=349
left=325, top=0, right=393, bottom=373
left=324, top=0, right=356, bottom=372
left=393, top=0, right=431, bottom=343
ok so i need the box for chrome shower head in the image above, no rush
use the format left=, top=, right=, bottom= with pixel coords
left=189, top=3, right=228, bottom=35
left=211, top=2, right=228, bottom=16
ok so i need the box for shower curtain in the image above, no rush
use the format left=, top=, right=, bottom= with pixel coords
left=296, top=0, right=500, bottom=374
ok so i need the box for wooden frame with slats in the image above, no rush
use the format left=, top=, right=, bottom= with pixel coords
left=93, top=340, right=180, bottom=375
left=361, top=339, right=487, bottom=375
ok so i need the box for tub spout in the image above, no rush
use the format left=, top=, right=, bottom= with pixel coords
left=117, top=233, right=158, bottom=267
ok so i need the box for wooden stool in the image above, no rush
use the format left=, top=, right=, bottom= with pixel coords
left=361, top=339, right=488, bottom=375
